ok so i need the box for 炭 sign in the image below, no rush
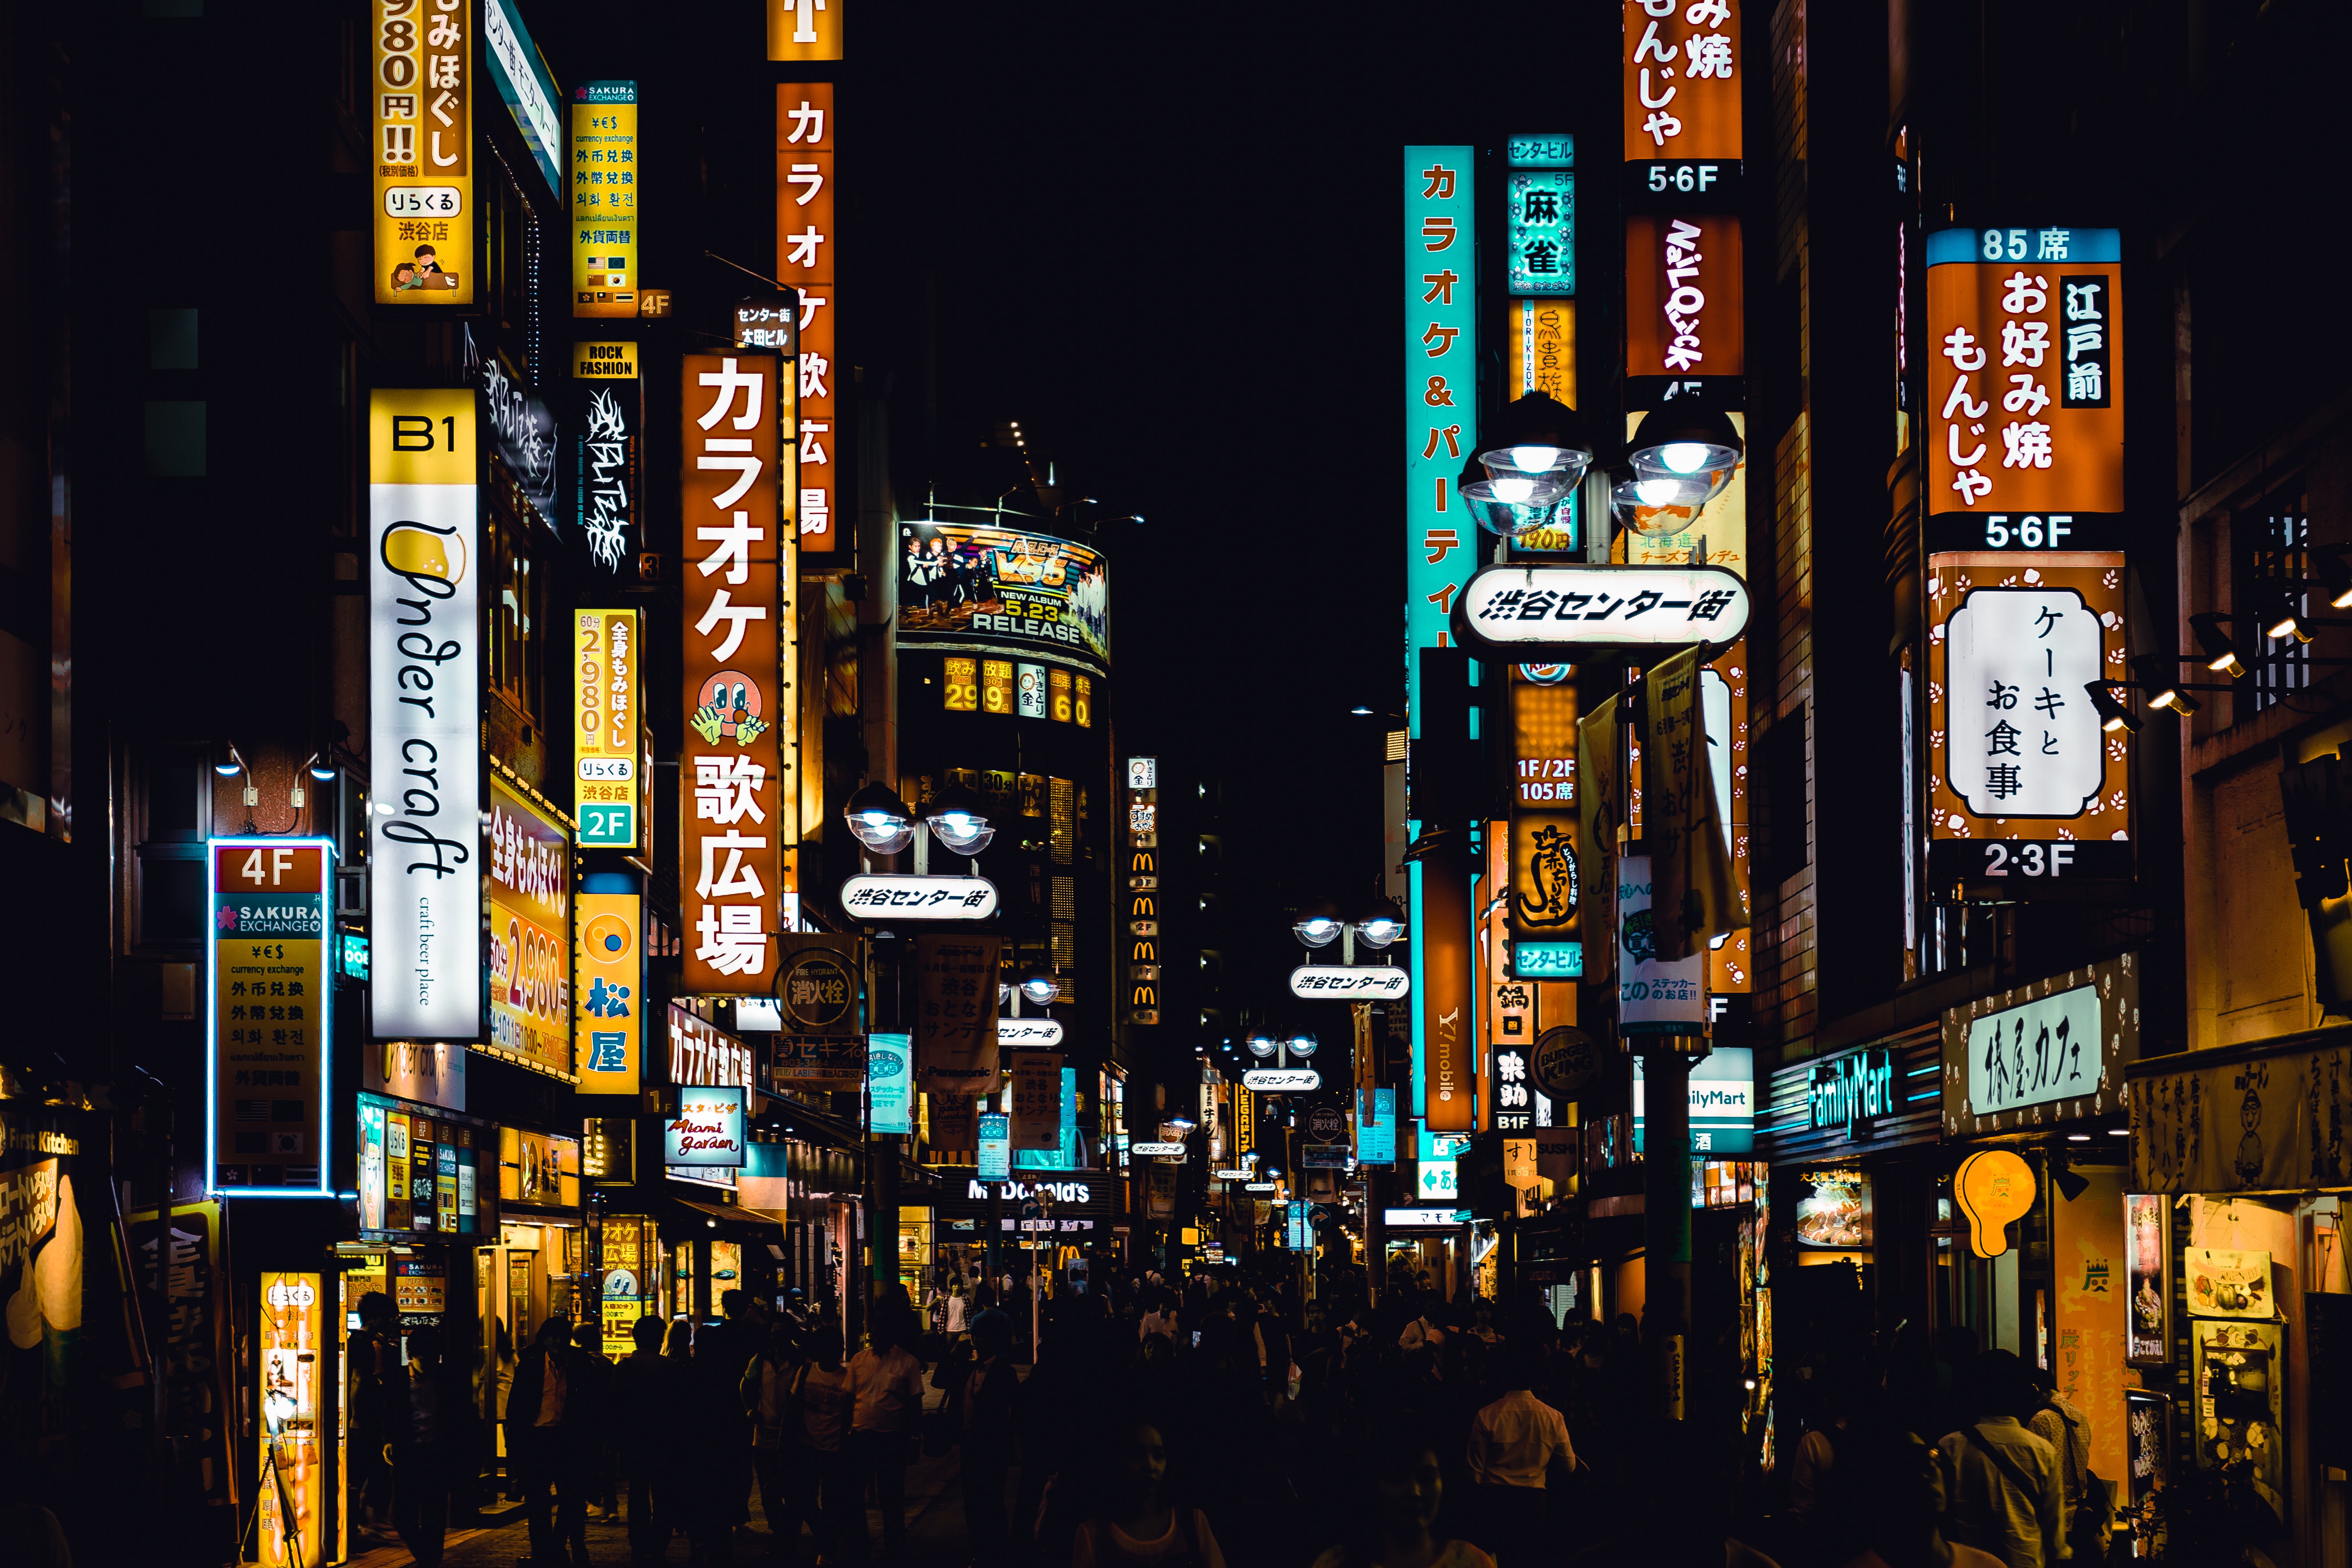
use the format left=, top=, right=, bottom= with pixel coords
left=1455, top=564, right=1749, bottom=654
left=840, top=873, right=1000, bottom=920
left=776, top=85, right=836, bottom=550
left=570, top=82, right=639, bottom=317
left=574, top=890, right=642, bottom=1096
left=485, top=774, right=574, bottom=1080
left=371, top=0, right=472, bottom=306
left=898, top=522, right=1109, bottom=670
left=665, top=1087, right=747, bottom=1168
left=1927, top=553, right=2130, bottom=887
left=1287, top=966, right=1410, bottom=999
left=209, top=839, right=334, bottom=1196
left=368, top=391, right=478, bottom=1041
left=575, top=610, right=640, bottom=845
left=1925, top=228, right=2123, bottom=551
left=680, top=354, right=785, bottom=991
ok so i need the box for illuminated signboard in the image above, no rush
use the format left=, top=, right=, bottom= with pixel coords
left=209, top=839, right=334, bottom=1196
left=574, top=888, right=642, bottom=1096
left=1941, top=954, right=2139, bottom=1136
left=573, top=368, right=639, bottom=575
left=668, top=1004, right=755, bottom=1090
left=481, top=0, right=563, bottom=198
left=870, top=1032, right=914, bottom=1136
left=1507, top=164, right=1575, bottom=295
left=898, top=521, right=1109, bottom=670
left=368, top=391, right=478, bottom=1041
left=484, top=773, right=575, bottom=1081
left=1404, top=146, right=1476, bottom=733
left=355, top=1094, right=489, bottom=1238
left=977, top=1112, right=1011, bottom=1183
left=1459, top=563, right=1750, bottom=658
left=776, top=84, right=837, bottom=551
left=768, top=0, right=842, bottom=60
left=1625, top=214, right=1744, bottom=407
left=575, top=610, right=640, bottom=845
left=1621, top=0, right=1743, bottom=188
left=1356, top=1086, right=1397, bottom=1165
left=1808, top=1048, right=1895, bottom=1136
left=1513, top=942, right=1584, bottom=980
left=570, top=81, right=639, bottom=318
left=680, top=353, right=785, bottom=992
left=1287, top=966, right=1410, bottom=1000
left=1924, top=228, right=2123, bottom=552
left=1926, top=552, right=2129, bottom=887
left=370, top=0, right=472, bottom=306
left=257, top=1273, right=325, bottom=1568
left=840, top=873, right=1000, bottom=920
left=664, top=1086, right=747, bottom=1168
left=1633, top=1047, right=1754, bottom=1155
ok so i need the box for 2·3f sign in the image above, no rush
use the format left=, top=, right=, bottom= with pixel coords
left=1981, top=842, right=2074, bottom=877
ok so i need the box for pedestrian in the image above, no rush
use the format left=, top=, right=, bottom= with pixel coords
left=845, top=1301, right=926, bottom=1567
left=951, top=1308, right=1020, bottom=1568
left=742, top=1320, right=806, bottom=1564
left=389, top=1326, right=457, bottom=1568
left=613, top=1314, right=683, bottom=1568
left=2023, top=1368, right=2101, bottom=1561
left=1312, top=1432, right=1495, bottom=1568
left=1463, top=1355, right=1574, bottom=1568
left=1069, top=1421, right=1228, bottom=1568
left=690, top=1302, right=757, bottom=1565
left=1786, top=1370, right=1862, bottom=1566
left=795, top=1318, right=856, bottom=1565
left=348, top=1290, right=400, bottom=1544
left=1832, top=1430, right=2006, bottom=1568
left=1936, top=1351, right=2062, bottom=1568
left=572, top=1322, right=617, bottom=1519
left=509, top=1314, right=588, bottom=1568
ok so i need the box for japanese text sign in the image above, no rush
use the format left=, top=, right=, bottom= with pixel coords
left=1633, top=1047, right=1753, bottom=1154
left=1625, top=214, right=1744, bottom=405
left=768, top=0, right=842, bottom=60
left=1617, top=853, right=1707, bottom=1034
left=914, top=933, right=1001, bottom=1098
left=209, top=839, right=334, bottom=1196
left=1405, top=147, right=1477, bottom=735
left=575, top=610, right=640, bottom=845
left=255, top=1272, right=324, bottom=1568
left=574, top=890, right=642, bottom=1096
left=1926, top=552, right=2130, bottom=885
left=571, top=82, right=639, bottom=318
left=485, top=775, right=574, bottom=1080
left=372, top=0, right=473, bottom=306
left=870, top=1032, right=914, bottom=1136
left=840, top=873, right=1001, bottom=919
left=1942, top=953, right=2138, bottom=1137
left=1508, top=167, right=1575, bottom=295
left=356, top=1096, right=488, bottom=1235
left=1010, top=1052, right=1064, bottom=1151
left=1623, top=0, right=1742, bottom=165
left=481, top=0, right=561, bottom=198
left=665, top=1086, right=747, bottom=1168
left=1456, top=563, right=1750, bottom=654
left=680, top=354, right=785, bottom=992
left=1925, top=228, right=2122, bottom=545
left=668, top=1004, right=754, bottom=1089
left=777, top=85, right=836, bottom=551
left=977, top=1112, right=1011, bottom=1182
left=368, top=389, right=479, bottom=1041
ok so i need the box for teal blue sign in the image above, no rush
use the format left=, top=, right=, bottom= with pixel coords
left=868, top=1031, right=913, bottom=1136
left=977, top=1112, right=1010, bottom=1182
left=1506, top=170, right=1575, bottom=295
left=1512, top=941, right=1584, bottom=979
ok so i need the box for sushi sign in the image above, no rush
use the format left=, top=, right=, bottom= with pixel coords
left=1808, top=1048, right=1894, bottom=1137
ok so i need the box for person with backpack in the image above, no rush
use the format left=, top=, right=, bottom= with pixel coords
left=1935, top=1351, right=2062, bottom=1568
left=2024, top=1368, right=2105, bottom=1561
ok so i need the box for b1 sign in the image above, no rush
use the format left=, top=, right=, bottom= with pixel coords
left=1288, top=966, right=1410, bottom=1000
left=1454, top=564, right=1750, bottom=655
left=840, top=874, right=1000, bottom=920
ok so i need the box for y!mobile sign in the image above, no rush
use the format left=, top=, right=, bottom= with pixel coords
left=369, top=390, right=480, bottom=1041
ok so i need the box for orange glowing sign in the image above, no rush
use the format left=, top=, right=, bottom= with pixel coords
left=1955, top=1149, right=2036, bottom=1258
left=1622, top=0, right=1743, bottom=167
left=257, top=1271, right=325, bottom=1568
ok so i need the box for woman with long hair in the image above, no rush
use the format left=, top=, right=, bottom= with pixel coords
left=1067, top=1420, right=1227, bottom=1568
left=1311, top=1431, right=1495, bottom=1568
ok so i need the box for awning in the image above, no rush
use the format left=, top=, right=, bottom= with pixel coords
left=2129, top=1024, right=2352, bottom=1194
left=676, top=1200, right=792, bottom=1227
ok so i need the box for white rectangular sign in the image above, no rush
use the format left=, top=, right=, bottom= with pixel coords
left=1943, top=586, right=2106, bottom=818
left=840, top=874, right=1000, bottom=920
left=1243, top=1069, right=1320, bottom=1092
left=997, top=1017, right=1065, bottom=1046
left=369, top=390, right=481, bottom=1041
left=1964, top=981, right=2102, bottom=1117
left=1288, top=965, right=1411, bottom=999
left=1457, top=564, right=1751, bottom=652
left=1128, top=1141, right=1186, bottom=1157
left=1617, top=854, right=1707, bottom=1035
left=1384, top=1206, right=1462, bottom=1227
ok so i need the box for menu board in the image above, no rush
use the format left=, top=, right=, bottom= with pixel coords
left=356, top=1094, right=488, bottom=1238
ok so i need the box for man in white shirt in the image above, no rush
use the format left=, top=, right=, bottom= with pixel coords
left=1466, top=1359, right=1575, bottom=1568
left=1938, top=1351, right=2063, bottom=1568
left=845, top=1305, right=926, bottom=1567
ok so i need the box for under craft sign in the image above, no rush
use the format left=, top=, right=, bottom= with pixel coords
left=1288, top=966, right=1410, bottom=1000
left=1453, top=564, right=1749, bottom=655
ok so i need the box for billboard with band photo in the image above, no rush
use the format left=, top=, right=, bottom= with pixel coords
left=898, top=521, right=1109, bottom=670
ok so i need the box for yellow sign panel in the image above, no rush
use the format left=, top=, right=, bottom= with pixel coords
left=1509, top=298, right=1575, bottom=402
left=257, top=1273, right=326, bottom=1568
left=573, top=342, right=639, bottom=378
left=571, top=83, right=639, bottom=317
left=575, top=609, right=640, bottom=847
left=943, top=655, right=979, bottom=712
left=576, top=891, right=643, bottom=1096
left=982, top=659, right=1015, bottom=715
left=768, top=0, right=843, bottom=60
left=371, top=0, right=473, bottom=305
left=1956, top=1149, right=2036, bottom=1258
left=486, top=774, right=576, bottom=1080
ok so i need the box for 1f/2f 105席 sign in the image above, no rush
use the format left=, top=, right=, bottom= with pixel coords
left=1453, top=564, right=1749, bottom=655
left=1288, top=966, right=1410, bottom=1000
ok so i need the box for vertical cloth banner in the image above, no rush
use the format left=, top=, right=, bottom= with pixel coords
left=1577, top=695, right=1622, bottom=980
left=914, top=934, right=1001, bottom=1099
left=1010, top=1052, right=1064, bottom=1151
left=1645, top=648, right=1744, bottom=961
left=680, top=354, right=784, bottom=992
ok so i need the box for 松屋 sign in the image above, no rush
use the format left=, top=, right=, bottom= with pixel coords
left=1926, top=553, right=2130, bottom=888
left=368, top=390, right=479, bottom=1042
left=575, top=890, right=642, bottom=1096
left=840, top=874, right=999, bottom=920
left=1925, top=227, right=2123, bottom=552
left=1455, top=564, right=1749, bottom=655
left=665, top=1087, right=746, bottom=1167
left=1287, top=966, right=1411, bottom=1000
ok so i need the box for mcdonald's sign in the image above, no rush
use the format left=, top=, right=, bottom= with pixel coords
left=1126, top=758, right=1160, bottom=1026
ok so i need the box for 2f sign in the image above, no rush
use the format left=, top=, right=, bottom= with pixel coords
left=234, top=848, right=302, bottom=886
left=1981, top=842, right=2076, bottom=878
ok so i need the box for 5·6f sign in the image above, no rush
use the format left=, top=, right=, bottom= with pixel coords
left=369, top=391, right=480, bottom=1040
